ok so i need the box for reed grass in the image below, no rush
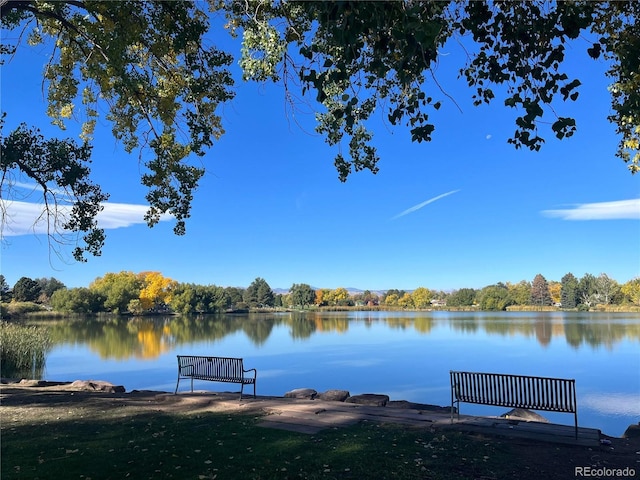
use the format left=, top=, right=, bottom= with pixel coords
left=0, top=321, right=52, bottom=378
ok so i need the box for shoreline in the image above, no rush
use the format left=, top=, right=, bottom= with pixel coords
left=3, top=378, right=639, bottom=441
left=3, top=380, right=640, bottom=480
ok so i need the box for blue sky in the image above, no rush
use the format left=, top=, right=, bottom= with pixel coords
left=1, top=23, right=639, bottom=292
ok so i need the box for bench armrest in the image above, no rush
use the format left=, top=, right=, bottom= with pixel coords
left=243, top=368, right=257, bottom=379
left=179, top=363, right=195, bottom=374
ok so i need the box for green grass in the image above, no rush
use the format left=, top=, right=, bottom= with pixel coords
left=2, top=410, right=513, bottom=480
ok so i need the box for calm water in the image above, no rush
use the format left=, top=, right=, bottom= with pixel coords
left=35, top=311, right=640, bottom=437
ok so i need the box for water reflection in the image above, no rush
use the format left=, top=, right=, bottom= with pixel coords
left=582, top=393, right=640, bottom=417
left=47, top=315, right=276, bottom=359
left=41, top=311, right=640, bottom=360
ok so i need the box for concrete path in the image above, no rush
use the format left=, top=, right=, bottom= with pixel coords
left=205, top=393, right=601, bottom=447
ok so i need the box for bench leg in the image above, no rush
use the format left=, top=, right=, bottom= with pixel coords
left=450, top=398, right=459, bottom=423
left=175, top=377, right=180, bottom=394
left=450, top=389, right=455, bottom=423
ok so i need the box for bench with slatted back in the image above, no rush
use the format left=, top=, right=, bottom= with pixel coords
left=450, top=371, right=578, bottom=438
left=175, top=355, right=257, bottom=400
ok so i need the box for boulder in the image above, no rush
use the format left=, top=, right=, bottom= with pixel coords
left=70, top=380, right=126, bottom=393
left=284, top=388, right=317, bottom=399
left=16, top=379, right=70, bottom=387
left=317, top=389, right=350, bottom=402
left=500, top=408, right=549, bottom=423
left=623, top=423, right=640, bottom=439
left=345, top=394, right=389, bottom=407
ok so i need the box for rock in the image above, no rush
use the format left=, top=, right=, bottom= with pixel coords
left=623, top=423, right=640, bottom=439
left=70, top=380, right=126, bottom=393
left=345, top=394, right=389, bottom=407
left=1, top=378, right=21, bottom=384
left=317, top=389, right=350, bottom=402
left=500, top=408, right=549, bottom=423
left=15, top=379, right=71, bottom=387
left=284, top=388, right=317, bottom=399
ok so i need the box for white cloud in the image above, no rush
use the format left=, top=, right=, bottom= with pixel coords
left=542, top=199, right=640, bottom=220
left=392, top=190, right=460, bottom=220
left=9, top=181, right=72, bottom=199
left=0, top=200, right=172, bottom=236
left=485, top=134, right=492, bottom=140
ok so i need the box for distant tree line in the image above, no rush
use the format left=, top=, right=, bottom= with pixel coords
left=1, top=272, right=639, bottom=315
left=1, top=276, right=65, bottom=304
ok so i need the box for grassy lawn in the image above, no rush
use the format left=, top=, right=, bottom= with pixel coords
left=3, top=385, right=637, bottom=480
left=2, top=409, right=513, bottom=480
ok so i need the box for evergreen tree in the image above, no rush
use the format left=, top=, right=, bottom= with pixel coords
left=560, top=273, right=579, bottom=309
left=244, top=278, right=274, bottom=307
left=256, top=281, right=274, bottom=307
left=0, top=275, right=11, bottom=302
left=13, top=277, right=41, bottom=302
left=531, top=274, right=551, bottom=306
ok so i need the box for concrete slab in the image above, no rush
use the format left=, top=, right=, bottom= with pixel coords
left=444, top=416, right=601, bottom=447
left=174, top=392, right=602, bottom=446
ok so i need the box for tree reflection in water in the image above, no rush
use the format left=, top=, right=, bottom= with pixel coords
left=38, top=311, right=640, bottom=360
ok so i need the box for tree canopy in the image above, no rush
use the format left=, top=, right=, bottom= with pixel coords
left=1, top=0, right=234, bottom=259
left=1, top=1, right=638, bottom=259
left=289, top=283, right=316, bottom=308
left=227, top=0, right=639, bottom=175
left=243, top=277, right=274, bottom=307
left=12, top=276, right=41, bottom=302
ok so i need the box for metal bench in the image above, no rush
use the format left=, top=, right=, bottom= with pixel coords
left=175, top=355, right=257, bottom=400
left=450, top=370, right=578, bottom=438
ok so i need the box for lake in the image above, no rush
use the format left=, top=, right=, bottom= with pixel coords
left=35, top=310, right=640, bottom=437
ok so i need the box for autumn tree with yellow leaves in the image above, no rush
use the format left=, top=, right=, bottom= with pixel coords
left=137, top=272, right=177, bottom=311
left=621, top=278, right=640, bottom=306
left=411, top=287, right=433, bottom=309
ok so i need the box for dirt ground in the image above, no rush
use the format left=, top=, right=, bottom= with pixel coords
left=2, top=381, right=639, bottom=480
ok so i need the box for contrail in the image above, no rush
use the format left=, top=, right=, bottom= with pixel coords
left=392, top=189, right=460, bottom=220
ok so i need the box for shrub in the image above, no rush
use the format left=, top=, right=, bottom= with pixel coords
left=51, top=288, right=104, bottom=313
left=5, top=302, right=46, bottom=316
